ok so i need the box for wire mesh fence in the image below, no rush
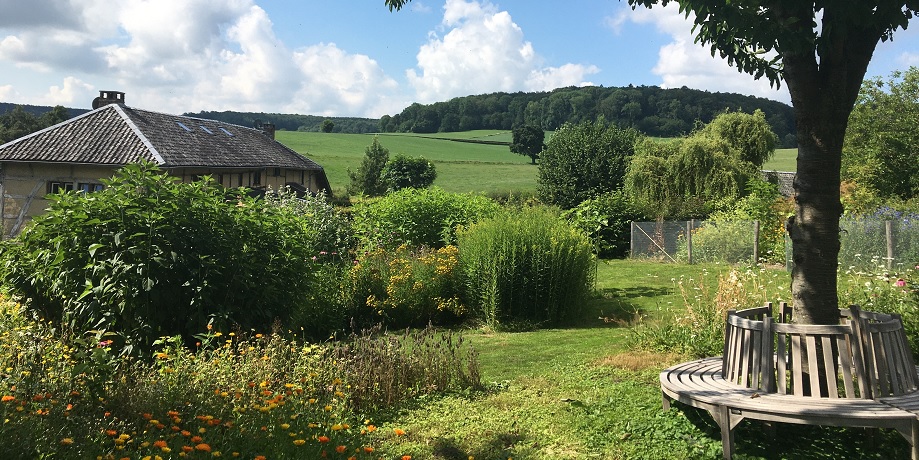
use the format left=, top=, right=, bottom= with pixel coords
left=631, top=217, right=919, bottom=269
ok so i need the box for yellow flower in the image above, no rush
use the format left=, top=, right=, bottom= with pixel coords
left=60, top=438, right=74, bottom=446
left=293, top=439, right=306, bottom=446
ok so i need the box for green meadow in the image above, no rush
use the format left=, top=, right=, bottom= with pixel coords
left=275, top=130, right=536, bottom=197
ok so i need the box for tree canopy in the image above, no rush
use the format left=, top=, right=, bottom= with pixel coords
left=347, top=137, right=390, bottom=197
left=509, top=125, right=545, bottom=164
left=843, top=67, right=919, bottom=201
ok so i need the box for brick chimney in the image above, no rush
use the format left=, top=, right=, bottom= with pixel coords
left=261, top=122, right=276, bottom=140
left=92, top=91, right=125, bottom=109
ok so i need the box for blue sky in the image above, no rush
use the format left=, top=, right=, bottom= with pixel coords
left=1, top=0, right=918, bottom=118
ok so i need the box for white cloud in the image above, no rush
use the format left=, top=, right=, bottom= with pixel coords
left=0, top=84, right=15, bottom=101
left=407, top=0, right=598, bottom=103
left=37, top=77, right=95, bottom=106
left=618, top=4, right=788, bottom=103
left=0, top=0, right=405, bottom=117
left=897, top=52, right=919, bottom=68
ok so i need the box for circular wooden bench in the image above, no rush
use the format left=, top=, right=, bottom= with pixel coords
left=660, top=304, right=919, bottom=459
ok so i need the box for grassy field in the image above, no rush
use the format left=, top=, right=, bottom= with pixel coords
left=276, top=131, right=536, bottom=196
left=764, top=147, right=797, bottom=171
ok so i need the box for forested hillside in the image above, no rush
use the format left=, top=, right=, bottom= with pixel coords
left=184, top=111, right=379, bottom=134
left=381, top=85, right=797, bottom=147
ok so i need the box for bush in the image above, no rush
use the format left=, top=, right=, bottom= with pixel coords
left=839, top=264, right=919, bottom=357
left=347, top=137, right=389, bottom=197
left=456, top=207, right=595, bottom=329
left=565, top=191, right=648, bottom=258
left=347, top=245, right=464, bottom=329
left=351, top=187, right=500, bottom=249
left=381, top=154, right=437, bottom=191
left=0, top=164, right=327, bottom=353
left=537, top=120, right=639, bottom=209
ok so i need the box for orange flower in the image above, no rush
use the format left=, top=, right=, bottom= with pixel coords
left=254, top=456, right=266, bottom=460
left=394, top=428, right=406, bottom=436
left=2, top=395, right=16, bottom=403
left=402, top=456, right=412, bottom=460
left=363, top=446, right=374, bottom=453
left=153, top=440, right=168, bottom=448
left=106, top=430, right=118, bottom=437
left=317, top=436, right=330, bottom=443
left=142, top=413, right=153, bottom=420
left=335, top=446, right=347, bottom=454
left=59, top=438, right=74, bottom=446
left=191, top=436, right=203, bottom=443
left=195, top=443, right=212, bottom=452
left=181, top=446, right=194, bottom=453
left=181, top=430, right=191, bottom=437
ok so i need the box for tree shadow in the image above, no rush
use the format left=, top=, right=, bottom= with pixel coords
left=571, top=286, right=673, bottom=329
left=430, top=431, right=525, bottom=460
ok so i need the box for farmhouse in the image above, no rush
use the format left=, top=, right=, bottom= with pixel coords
left=0, top=91, right=330, bottom=239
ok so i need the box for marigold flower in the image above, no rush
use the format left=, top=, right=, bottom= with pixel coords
left=106, top=429, right=118, bottom=436
left=293, top=439, right=306, bottom=446
left=60, top=438, right=74, bottom=446
left=191, top=436, right=203, bottom=443
left=336, top=446, right=347, bottom=454
left=181, top=445, right=194, bottom=453
left=1, top=395, right=15, bottom=403
left=195, top=443, right=212, bottom=452
left=402, top=456, right=412, bottom=460
left=394, top=428, right=406, bottom=436
left=153, top=440, right=168, bottom=448
left=363, top=446, right=374, bottom=453
left=255, top=456, right=266, bottom=460
left=318, top=435, right=330, bottom=443
left=280, top=423, right=290, bottom=430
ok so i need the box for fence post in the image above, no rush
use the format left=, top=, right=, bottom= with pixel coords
left=687, top=220, right=693, bottom=265
left=886, top=220, right=894, bottom=270
left=753, top=220, right=760, bottom=266
left=630, top=221, right=636, bottom=259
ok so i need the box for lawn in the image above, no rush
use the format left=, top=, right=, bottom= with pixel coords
left=763, top=147, right=797, bottom=172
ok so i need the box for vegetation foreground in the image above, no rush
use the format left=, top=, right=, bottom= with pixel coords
left=3, top=259, right=917, bottom=459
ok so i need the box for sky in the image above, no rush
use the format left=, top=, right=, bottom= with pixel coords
left=2, top=0, right=919, bottom=119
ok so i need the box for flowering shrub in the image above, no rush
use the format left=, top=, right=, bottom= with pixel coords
left=0, top=302, right=477, bottom=458
left=839, top=263, right=919, bottom=356
left=348, top=245, right=464, bottom=328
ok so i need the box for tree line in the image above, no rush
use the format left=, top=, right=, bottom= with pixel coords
left=0, top=105, right=78, bottom=144
left=185, top=110, right=379, bottom=134
left=379, top=85, right=797, bottom=147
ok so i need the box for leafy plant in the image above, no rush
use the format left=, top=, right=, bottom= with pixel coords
left=0, top=163, right=325, bottom=352
left=565, top=190, right=649, bottom=258
left=347, top=136, right=389, bottom=197
left=381, top=154, right=437, bottom=191
left=351, top=187, right=500, bottom=249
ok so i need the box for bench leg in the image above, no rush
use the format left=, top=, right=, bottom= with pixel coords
left=662, top=391, right=671, bottom=411
left=912, top=419, right=919, bottom=460
left=715, top=406, right=734, bottom=460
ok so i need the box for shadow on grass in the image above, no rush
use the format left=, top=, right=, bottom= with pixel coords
left=569, top=286, right=673, bottom=329
left=431, top=431, right=525, bottom=460
left=673, top=401, right=909, bottom=459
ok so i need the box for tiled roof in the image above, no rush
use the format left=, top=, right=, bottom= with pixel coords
left=0, top=104, right=324, bottom=171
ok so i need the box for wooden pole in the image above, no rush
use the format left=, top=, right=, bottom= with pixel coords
left=886, top=220, right=894, bottom=270
left=687, top=220, right=693, bottom=265
left=630, top=221, right=636, bottom=259
left=754, top=220, right=760, bottom=266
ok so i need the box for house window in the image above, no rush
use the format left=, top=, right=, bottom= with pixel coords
left=273, top=168, right=281, bottom=177
left=253, top=170, right=262, bottom=186
left=217, top=174, right=224, bottom=186
left=238, top=173, right=243, bottom=187
left=48, top=181, right=74, bottom=194
left=77, top=183, right=104, bottom=193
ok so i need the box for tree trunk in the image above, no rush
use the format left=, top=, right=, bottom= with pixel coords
left=781, top=14, right=881, bottom=325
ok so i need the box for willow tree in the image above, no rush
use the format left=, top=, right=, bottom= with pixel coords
left=385, top=0, right=919, bottom=325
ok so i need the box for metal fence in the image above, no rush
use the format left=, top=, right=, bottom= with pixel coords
left=631, top=218, right=919, bottom=268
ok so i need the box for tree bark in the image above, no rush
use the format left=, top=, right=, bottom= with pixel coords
left=781, top=10, right=882, bottom=324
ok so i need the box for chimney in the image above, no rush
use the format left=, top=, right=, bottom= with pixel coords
left=92, top=91, right=126, bottom=109
left=261, top=122, right=276, bottom=140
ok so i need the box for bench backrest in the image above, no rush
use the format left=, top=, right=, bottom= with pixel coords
left=722, top=303, right=914, bottom=399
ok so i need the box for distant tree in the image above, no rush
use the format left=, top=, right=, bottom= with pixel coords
left=382, top=155, right=437, bottom=191
left=347, top=137, right=390, bottom=197
left=0, top=106, right=40, bottom=144
left=843, top=67, right=919, bottom=200
left=509, top=125, right=545, bottom=164
left=321, top=119, right=334, bottom=133
left=537, top=120, right=639, bottom=209
left=697, top=109, right=778, bottom=167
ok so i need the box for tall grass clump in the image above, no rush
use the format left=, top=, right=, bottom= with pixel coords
left=351, top=187, right=500, bottom=249
left=331, top=324, right=482, bottom=411
left=631, top=266, right=789, bottom=358
left=456, top=207, right=595, bottom=330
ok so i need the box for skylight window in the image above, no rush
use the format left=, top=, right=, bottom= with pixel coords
left=200, top=126, right=213, bottom=134
left=176, top=122, right=192, bottom=132
left=219, top=127, right=234, bottom=136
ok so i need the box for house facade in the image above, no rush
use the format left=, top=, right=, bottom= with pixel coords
left=0, top=91, right=330, bottom=238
